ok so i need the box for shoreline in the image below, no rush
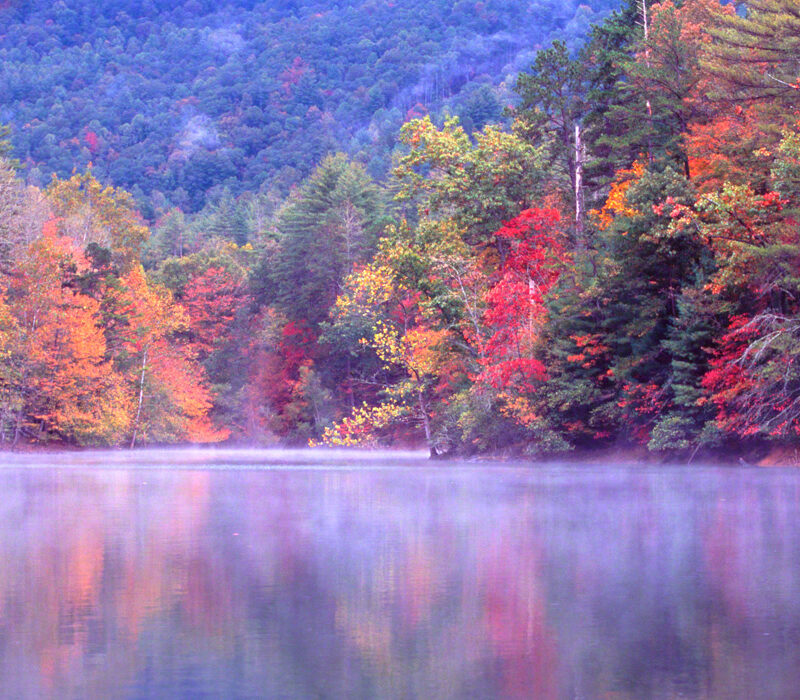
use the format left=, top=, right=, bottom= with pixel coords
left=0, top=442, right=798, bottom=468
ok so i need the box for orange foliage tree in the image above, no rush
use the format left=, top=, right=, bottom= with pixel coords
left=117, top=266, right=228, bottom=447
left=0, top=221, right=129, bottom=445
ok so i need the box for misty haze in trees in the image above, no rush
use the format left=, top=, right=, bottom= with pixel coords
left=0, top=0, right=618, bottom=216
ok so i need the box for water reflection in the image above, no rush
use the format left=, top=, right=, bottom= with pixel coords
left=0, top=456, right=799, bottom=698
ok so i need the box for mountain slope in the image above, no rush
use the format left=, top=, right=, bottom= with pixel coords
left=0, top=0, right=617, bottom=213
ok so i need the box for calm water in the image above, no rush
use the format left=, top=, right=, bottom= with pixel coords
left=0, top=449, right=799, bottom=699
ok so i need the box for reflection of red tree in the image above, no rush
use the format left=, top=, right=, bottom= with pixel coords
left=241, top=471, right=311, bottom=586
left=704, top=495, right=750, bottom=620
left=699, top=483, right=800, bottom=698
left=402, top=545, right=436, bottom=627
left=481, top=541, right=559, bottom=699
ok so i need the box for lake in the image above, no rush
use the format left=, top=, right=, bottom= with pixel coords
left=0, top=448, right=798, bottom=699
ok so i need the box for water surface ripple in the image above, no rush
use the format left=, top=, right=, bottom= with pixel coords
left=0, top=449, right=797, bottom=699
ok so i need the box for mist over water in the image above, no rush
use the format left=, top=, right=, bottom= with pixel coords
left=0, top=449, right=798, bottom=698
left=0, top=447, right=431, bottom=470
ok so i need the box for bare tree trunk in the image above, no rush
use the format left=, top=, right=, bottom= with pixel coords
left=130, top=347, right=148, bottom=449
left=417, top=384, right=435, bottom=458
left=346, top=355, right=355, bottom=412
left=574, top=122, right=585, bottom=246
left=12, top=403, right=24, bottom=448
left=641, top=0, right=649, bottom=41
left=641, top=0, right=654, bottom=161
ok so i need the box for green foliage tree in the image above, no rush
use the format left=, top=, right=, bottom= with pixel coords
left=704, top=0, right=800, bottom=107
left=394, top=116, right=545, bottom=248
left=268, top=153, right=386, bottom=328
left=0, top=124, right=16, bottom=165
left=513, top=40, right=586, bottom=208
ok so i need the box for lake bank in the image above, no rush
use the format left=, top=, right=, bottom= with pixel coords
left=1, top=442, right=798, bottom=469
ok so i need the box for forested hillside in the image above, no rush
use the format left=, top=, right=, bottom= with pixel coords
left=2, top=0, right=800, bottom=461
left=0, top=0, right=615, bottom=214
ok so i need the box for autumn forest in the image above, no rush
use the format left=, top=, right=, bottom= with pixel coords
left=1, top=0, right=798, bottom=459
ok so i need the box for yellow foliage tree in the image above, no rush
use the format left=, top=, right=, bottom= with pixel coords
left=47, top=170, right=149, bottom=272
left=323, top=262, right=451, bottom=454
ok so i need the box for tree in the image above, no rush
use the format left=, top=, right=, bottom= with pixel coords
left=513, top=41, right=587, bottom=232
left=0, top=221, right=129, bottom=445
left=0, top=158, right=28, bottom=269
left=245, top=312, right=327, bottom=442
left=269, top=153, right=386, bottom=328
left=691, top=158, right=800, bottom=443
left=323, top=263, right=451, bottom=455
left=626, top=0, right=726, bottom=177
left=393, top=116, right=545, bottom=249
left=144, top=208, right=194, bottom=264
left=194, top=188, right=250, bottom=246
left=533, top=160, right=713, bottom=449
left=0, top=157, right=50, bottom=271
left=47, top=171, right=149, bottom=272
left=0, top=124, right=19, bottom=169
left=117, top=266, right=227, bottom=447
left=182, top=265, right=250, bottom=361
left=703, top=0, right=800, bottom=107
left=578, top=0, right=644, bottom=196
left=478, top=208, right=565, bottom=399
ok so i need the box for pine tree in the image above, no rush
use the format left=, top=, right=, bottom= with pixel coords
left=0, top=125, right=14, bottom=162
left=579, top=0, right=643, bottom=198
left=537, top=162, right=711, bottom=448
left=704, top=0, right=800, bottom=106
left=649, top=279, right=720, bottom=452
left=269, top=154, right=386, bottom=328
left=198, top=189, right=250, bottom=246
left=513, top=40, right=586, bottom=221
left=534, top=260, right=621, bottom=447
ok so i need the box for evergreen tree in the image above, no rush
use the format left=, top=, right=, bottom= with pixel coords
left=513, top=40, right=586, bottom=210
left=649, top=282, right=720, bottom=452
left=143, top=208, right=192, bottom=266
left=0, top=124, right=14, bottom=162
left=198, top=189, right=250, bottom=246
left=535, top=260, right=621, bottom=447
left=704, top=0, right=800, bottom=106
left=579, top=0, right=643, bottom=198
left=537, top=161, right=712, bottom=448
left=623, top=0, right=719, bottom=177
left=599, top=165, right=706, bottom=440
left=268, top=154, right=386, bottom=328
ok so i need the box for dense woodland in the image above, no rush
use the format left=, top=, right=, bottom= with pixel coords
left=0, top=0, right=616, bottom=213
left=1, top=0, right=800, bottom=459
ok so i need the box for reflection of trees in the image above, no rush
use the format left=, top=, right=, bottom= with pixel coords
left=527, top=473, right=716, bottom=699
left=702, top=474, right=800, bottom=698
left=1, top=465, right=800, bottom=697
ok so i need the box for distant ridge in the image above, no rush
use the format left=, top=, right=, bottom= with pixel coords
left=0, top=0, right=619, bottom=213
